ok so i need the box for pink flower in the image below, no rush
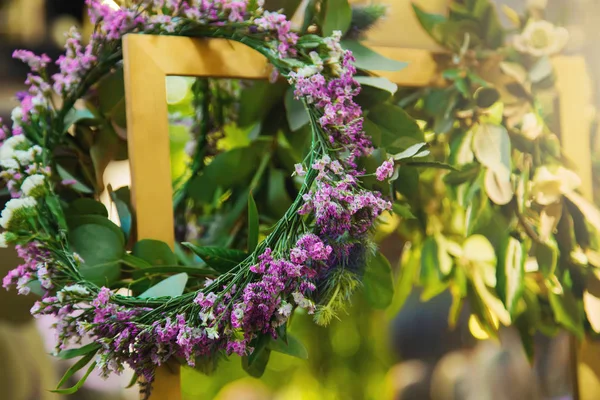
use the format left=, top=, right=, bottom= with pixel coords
left=376, top=158, right=394, bottom=181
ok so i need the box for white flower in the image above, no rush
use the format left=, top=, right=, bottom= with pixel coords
left=21, top=174, right=46, bottom=197
left=297, top=65, right=320, bottom=78
left=233, top=306, right=244, bottom=320
left=0, top=196, right=37, bottom=229
left=0, top=232, right=8, bottom=248
left=0, top=135, right=27, bottom=161
left=14, top=150, right=34, bottom=166
left=513, top=20, right=569, bottom=57
left=199, top=310, right=215, bottom=325
left=278, top=301, right=293, bottom=318
left=531, top=165, right=581, bottom=205
left=0, top=159, right=19, bottom=171
left=11, top=107, right=23, bottom=125
left=294, top=163, right=306, bottom=177
left=206, top=326, right=219, bottom=340
left=521, top=112, right=543, bottom=140
left=63, top=284, right=90, bottom=296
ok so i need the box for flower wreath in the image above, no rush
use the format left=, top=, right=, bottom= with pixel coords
left=0, top=0, right=392, bottom=393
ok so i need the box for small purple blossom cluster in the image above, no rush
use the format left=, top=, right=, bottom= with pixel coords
left=290, top=51, right=373, bottom=167
left=2, top=243, right=52, bottom=294
left=0, top=0, right=397, bottom=390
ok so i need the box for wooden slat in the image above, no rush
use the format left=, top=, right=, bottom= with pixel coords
left=122, top=34, right=274, bottom=400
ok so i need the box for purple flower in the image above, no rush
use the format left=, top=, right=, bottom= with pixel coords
left=376, top=158, right=394, bottom=181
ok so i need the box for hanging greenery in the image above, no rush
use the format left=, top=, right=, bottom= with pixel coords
left=386, top=0, right=600, bottom=354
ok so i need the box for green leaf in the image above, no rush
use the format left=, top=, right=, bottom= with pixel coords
left=70, top=198, right=108, bottom=217
left=362, top=251, right=394, bottom=309
left=472, top=123, right=511, bottom=180
left=420, top=237, right=449, bottom=301
left=404, top=161, right=458, bottom=170
left=247, top=193, right=259, bottom=252
left=109, top=189, right=132, bottom=240
left=182, top=244, right=248, bottom=273
left=267, top=334, right=308, bottom=359
left=45, top=195, right=67, bottom=230
left=367, top=104, right=423, bottom=153
left=474, top=87, right=500, bottom=108
left=139, top=273, right=189, bottom=299
left=412, top=4, right=447, bottom=44
left=392, top=202, right=416, bottom=219
left=340, top=40, right=408, bottom=72
left=188, top=142, right=269, bottom=203
left=56, top=165, right=93, bottom=194
left=242, top=349, right=271, bottom=378
left=53, top=351, right=98, bottom=393
left=238, top=81, right=287, bottom=127
left=63, top=108, right=96, bottom=133
left=535, top=241, right=558, bottom=278
left=285, top=87, right=309, bottom=131
left=549, top=290, right=584, bottom=339
left=444, top=163, right=481, bottom=185
left=90, top=124, right=125, bottom=190
left=243, top=334, right=272, bottom=377
left=496, top=235, right=526, bottom=316
left=355, top=76, right=398, bottom=94
left=322, top=0, right=352, bottom=36
left=267, top=167, right=293, bottom=218
left=68, top=215, right=124, bottom=286
left=484, top=168, right=514, bottom=206
left=57, top=343, right=102, bottom=360
left=391, top=143, right=428, bottom=161
left=53, top=361, right=98, bottom=395
left=133, top=239, right=178, bottom=266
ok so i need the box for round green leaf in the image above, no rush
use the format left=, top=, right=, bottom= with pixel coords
left=68, top=217, right=124, bottom=286
left=363, top=251, right=394, bottom=309
left=473, top=123, right=511, bottom=181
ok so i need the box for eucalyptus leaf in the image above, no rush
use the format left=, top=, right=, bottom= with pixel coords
left=472, top=123, right=511, bottom=181
left=392, top=142, right=428, bottom=161
left=497, top=235, right=526, bottom=316
left=68, top=215, right=124, bottom=286
left=267, top=334, right=308, bottom=359
left=109, top=187, right=132, bottom=239
left=182, top=243, right=248, bottom=273
left=549, top=290, right=584, bottom=339
left=412, top=4, right=446, bottom=45
left=484, top=168, right=513, bottom=206
left=474, top=87, right=500, bottom=108
left=133, top=239, right=178, bottom=266
left=535, top=240, right=558, bottom=278
left=404, top=161, right=458, bottom=171
left=362, top=251, right=394, bottom=309
left=420, top=237, right=449, bottom=301
left=63, top=108, right=96, bottom=133
left=340, top=40, right=408, bottom=72
left=322, top=0, right=352, bottom=36
left=355, top=76, right=398, bottom=95
left=285, top=87, right=309, bottom=131
left=367, top=104, right=423, bottom=153
left=56, top=165, right=93, bottom=194
left=139, top=273, right=188, bottom=299
left=70, top=198, right=108, bottom=217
